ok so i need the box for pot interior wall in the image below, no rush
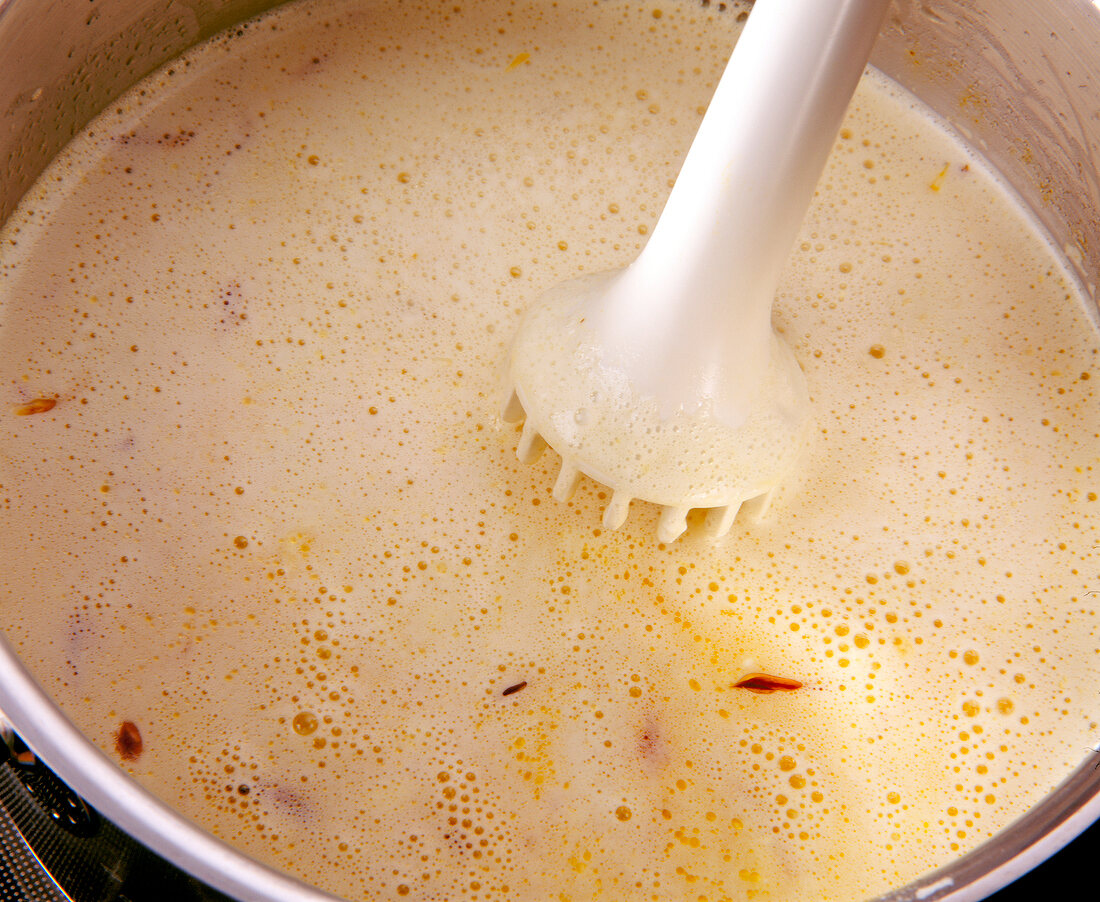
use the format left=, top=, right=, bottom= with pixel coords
left=872, top=0, right=1100, bottom=307
left=0, top=0, right=272, bottom=224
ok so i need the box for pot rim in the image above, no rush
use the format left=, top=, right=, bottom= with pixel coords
left=0, top=0, right=1098, bottom=896
left=0, top=640, right=339, bottom=901
left=1, top=632, right=1098, bottom=901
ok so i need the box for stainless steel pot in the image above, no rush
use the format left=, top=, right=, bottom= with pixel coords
left=0, top=0, right=1097, bottom=900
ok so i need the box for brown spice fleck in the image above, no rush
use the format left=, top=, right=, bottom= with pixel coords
left=733, top=673, right=803, bottom=694
left=14, top=398, right=56, bottom=416
left=502, top=681, right=527, bottom=696
left=115, top=721, right=143, bottom=760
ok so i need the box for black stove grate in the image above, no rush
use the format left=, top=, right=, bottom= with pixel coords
left=0, top=727, right=231, bottom=902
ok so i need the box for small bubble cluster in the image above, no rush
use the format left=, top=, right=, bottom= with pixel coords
left=0, top=0, right=1098, bottom=900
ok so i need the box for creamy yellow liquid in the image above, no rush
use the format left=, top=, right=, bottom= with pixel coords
left=1, top=0, right=1099, bottom=900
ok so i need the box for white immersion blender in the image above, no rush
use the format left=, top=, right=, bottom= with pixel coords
left=504, top=0, right=892, bottom=542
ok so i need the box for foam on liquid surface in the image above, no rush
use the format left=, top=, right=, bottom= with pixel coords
left=1, top=1, right=1099, bottom=900
left=509, top=270, right=812, bottom=510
